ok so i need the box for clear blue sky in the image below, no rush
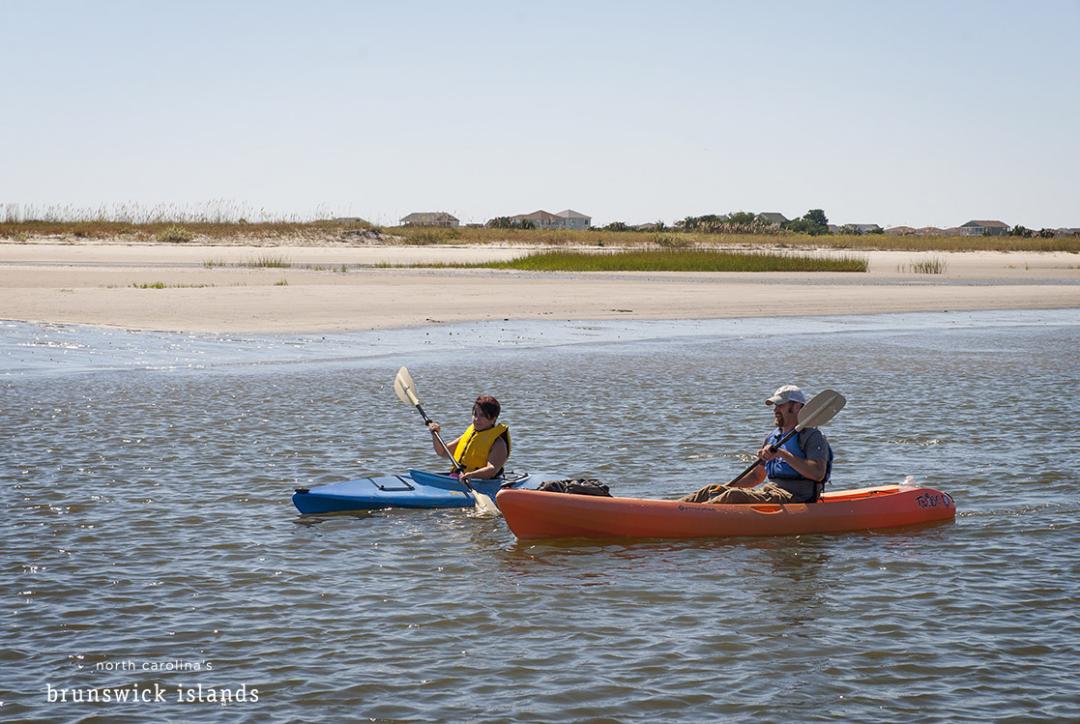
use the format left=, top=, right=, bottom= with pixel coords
left=2, top=1, right=1077, bottom=227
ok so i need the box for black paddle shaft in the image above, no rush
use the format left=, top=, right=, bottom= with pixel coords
left=727, top=427, right=799, bottom=486
left=411, top=403, right=467, bottom=477
left=413, top=401, right=434, bottom=425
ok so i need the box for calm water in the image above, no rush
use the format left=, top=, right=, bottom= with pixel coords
left=2, top=311, right=1079, bottom=722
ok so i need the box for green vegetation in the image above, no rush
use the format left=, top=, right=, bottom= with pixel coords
left=156, top=225, right=194, bottom=243
left=274, top=277, right=289, bottom=286
left=390, top=249, right=869, bottom=273
left=900, top=257, right=948, bottom=274
left=782, top=209, right=830, bottom=236
left=242, top=255, right=291, bottom=268
left=380, top=226, right=1078, bottom=252
left=131, top=282, right=213, bottom=289
left=2, top=213, right=1077, bottom=253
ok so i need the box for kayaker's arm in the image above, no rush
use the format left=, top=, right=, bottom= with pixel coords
left=730, top=464, right=766, bottom=488
left=428, top=422, right=460, bottom=459
left=760, top=445, right=827, bottom=482
left=461, top=438, right=508, bottom=481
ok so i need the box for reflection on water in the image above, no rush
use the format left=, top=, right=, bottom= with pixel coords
left=2, top=310, right=1079, bottom=721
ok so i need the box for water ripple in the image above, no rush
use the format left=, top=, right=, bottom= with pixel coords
left=3, top=315, right=1079, bottom=720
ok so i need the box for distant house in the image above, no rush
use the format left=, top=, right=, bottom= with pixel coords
left=509, top=210, right=562, bottom=229
left=959, top=219, right=1009, bottom=236
left=400, top=212, right=459, bottom=227
left=554, top=209, right=591, bottom=230
left=508, top=209, right=591, bottom=230
left=757, top=212, right=788, bottom=226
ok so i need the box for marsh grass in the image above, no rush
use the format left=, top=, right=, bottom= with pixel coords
left=2, top=208, right=1076, bottom=252
left=899, top=257, right=948, bottom=274
left=131, top=282, right=213, bottom=289
left=156, top=225, right=194, bottom=243
left=396, top=249, right=868, bottom=272
left=381, top=226, right=1080, bottom=252
left=274, top=277, right=289, bottom=286
left=242, top=255, right=291, bottom=268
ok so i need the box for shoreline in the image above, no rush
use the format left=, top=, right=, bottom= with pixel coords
left=2, top=243, right=1077, bottom=334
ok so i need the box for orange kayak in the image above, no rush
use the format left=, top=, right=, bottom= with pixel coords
left=497, top=485, right=956, bottom=540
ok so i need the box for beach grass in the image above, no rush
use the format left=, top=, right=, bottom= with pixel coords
left=2, top=215, right=1078, bottom=252
left=387, top=249, right=869, bottom=272
left=384, top=226, right=1080, bottom=253
left=156, top=225, right=194, bottom=243
left=901, top=257, right=948, bottom=274
left=0, top=217, right=374, bottom=242
left=241, top=255, right=290, bottom=268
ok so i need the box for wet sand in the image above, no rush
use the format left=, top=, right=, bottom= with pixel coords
left=1, top=242, right=1077, bottom=333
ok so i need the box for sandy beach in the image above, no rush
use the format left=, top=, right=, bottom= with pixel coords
left=1, top=242, right=1077, bottom=333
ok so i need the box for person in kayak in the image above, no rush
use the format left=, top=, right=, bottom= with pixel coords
left=679, top=385, right=833, bottom=504
left=426, top=395, right=511, bottom=482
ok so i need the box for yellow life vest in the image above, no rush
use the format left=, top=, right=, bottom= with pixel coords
left=453, top=423, right=511, bottom=474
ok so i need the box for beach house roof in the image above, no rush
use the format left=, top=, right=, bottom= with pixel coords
left=960, top=220, right=1009, bottom=229
left=400, top=212, right=459, bottom=225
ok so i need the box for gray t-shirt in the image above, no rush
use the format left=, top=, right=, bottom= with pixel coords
left=797, top=428, right=830, bottom=467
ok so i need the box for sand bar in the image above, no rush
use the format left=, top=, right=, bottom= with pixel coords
left=1, top=242, right=1077, bottom=333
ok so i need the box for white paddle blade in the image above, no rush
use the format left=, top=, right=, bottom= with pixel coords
left=796, top=389, right=846, bottom=430
left=393, top=366, right=420, bottom=405
left=470, top=490, right=501, bottom=517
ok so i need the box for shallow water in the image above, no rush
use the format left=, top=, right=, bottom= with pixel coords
left=2, top=310, right=1079, bottom=721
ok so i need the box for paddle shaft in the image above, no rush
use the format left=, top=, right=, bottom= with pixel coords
left=727, top=426, right=799, bottom=486
left=408, top=402, right=467, bottom=477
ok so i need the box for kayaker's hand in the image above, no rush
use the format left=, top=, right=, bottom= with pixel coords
left=427, top=421, right=441, bottom=435
left=757, top=445, right=778, bottom=462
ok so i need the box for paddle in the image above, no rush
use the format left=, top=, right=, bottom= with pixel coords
left=393, top=366, right=500, bottom=514
left=726, top=389, right=846, bottom=486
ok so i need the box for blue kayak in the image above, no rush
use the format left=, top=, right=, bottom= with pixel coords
left=292, top=469, right=545, bottom=514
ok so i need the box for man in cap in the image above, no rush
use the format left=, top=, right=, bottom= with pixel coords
left=678, top=385, right=833, bottom=504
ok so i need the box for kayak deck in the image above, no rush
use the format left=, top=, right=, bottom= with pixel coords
left=496, top=485, right=956, bottom=540
left=293, top=469, right=538, bottom=514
